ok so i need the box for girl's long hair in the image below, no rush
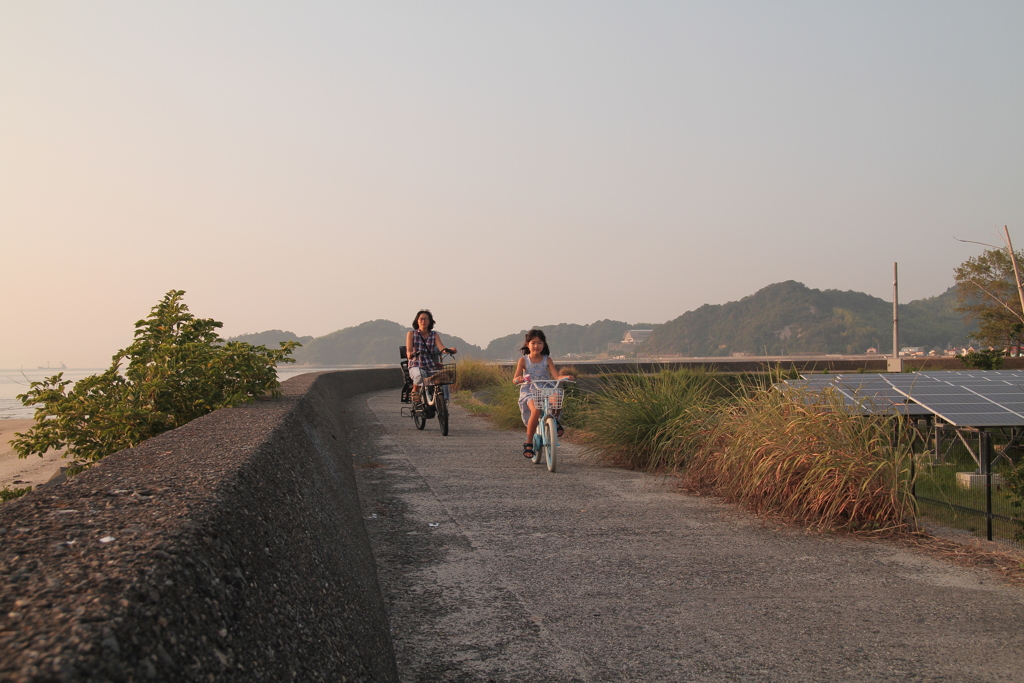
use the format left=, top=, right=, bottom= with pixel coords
left=521, top=328, right=550, bottom=356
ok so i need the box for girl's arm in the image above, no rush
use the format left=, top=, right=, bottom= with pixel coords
left=548, top=356, right=574, bottom=381
left=513, top=358, right=527, bottom=383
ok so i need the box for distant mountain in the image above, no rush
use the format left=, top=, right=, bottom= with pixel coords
left=237, top=282, right=973, bottom=364
left=226, top=330, right=314, bottom=347
left=287, top=320, right=483, bottom=366
left=643, top=281, right=974, bottom=356
left=484, top=320, right=655, bottom=360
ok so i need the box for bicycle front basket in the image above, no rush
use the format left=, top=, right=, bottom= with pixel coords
left=424, top=363, right=457, bottom=386
left=539, top=387, right=564, bottom=410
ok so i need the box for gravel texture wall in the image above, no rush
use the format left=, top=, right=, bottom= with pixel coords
left=0, top=368, right=403, bottom=682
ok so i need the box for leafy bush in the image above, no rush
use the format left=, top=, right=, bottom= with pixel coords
left=1, top=485, right=32, bottom=502
left=957, top=348, right=1005, bottom=370
left=12, top=290, right=298, bottom=473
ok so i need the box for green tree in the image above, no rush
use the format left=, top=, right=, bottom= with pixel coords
left=956, top=348, right=1005, bottom=370
left=12, top=290, right=298, bottom=473
left=955, top=229, right=1024, bottom=351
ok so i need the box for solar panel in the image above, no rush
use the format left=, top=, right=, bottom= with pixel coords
left=885, top=375, right=1024, bottom=427
left=784, top=371, right=1024, bottom=426
left=792, top=374, right=931, bottom=416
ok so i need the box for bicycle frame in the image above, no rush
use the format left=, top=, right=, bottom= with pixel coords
left=404, top=349, right=456, bottom=436
left=527, top=378, right=573, bottom=472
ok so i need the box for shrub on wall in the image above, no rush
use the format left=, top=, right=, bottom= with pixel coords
left=12, top=290, right=298, bottom=473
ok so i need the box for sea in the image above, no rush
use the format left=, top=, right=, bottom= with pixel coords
left=0, top=365, right=391, bottom=420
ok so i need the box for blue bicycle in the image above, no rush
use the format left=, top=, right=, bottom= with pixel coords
left=526, top=378, right=573, bottom=472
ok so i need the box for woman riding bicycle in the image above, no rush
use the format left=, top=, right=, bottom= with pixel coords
left=406, top=309, right=457, bottom=403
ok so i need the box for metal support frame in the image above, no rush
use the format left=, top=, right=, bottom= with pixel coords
left=981, top=430, right=994, bottom=541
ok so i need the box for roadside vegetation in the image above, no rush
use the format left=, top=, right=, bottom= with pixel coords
left=684, top=387, right=915, bottom=533
left=453, top=363, right=919, bottom=534
left=10, top=290, right=298, bottom=478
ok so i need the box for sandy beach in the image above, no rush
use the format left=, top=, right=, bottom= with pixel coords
left=0, top=420, right=66, bottom=491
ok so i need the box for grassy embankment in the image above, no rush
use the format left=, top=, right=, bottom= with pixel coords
left=455, top=360, right=917, bottom=534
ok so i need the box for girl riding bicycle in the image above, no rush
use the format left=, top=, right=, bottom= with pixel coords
left=513, top=329, right=574, bottom=458
left=406, top=310, right=457, bottom=403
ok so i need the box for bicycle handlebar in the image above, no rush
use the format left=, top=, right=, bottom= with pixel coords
left=516, top=377, right=576, bottom=386
left=410, top=348, right=456, bottom=360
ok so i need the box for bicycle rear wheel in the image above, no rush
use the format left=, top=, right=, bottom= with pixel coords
left=543, top=416, right=557, bottom=472
left=532, top=432, right=543, bottom=464
left=413, top=404, right=426, bottom=430
left=436, top=389, right=449, bottom=436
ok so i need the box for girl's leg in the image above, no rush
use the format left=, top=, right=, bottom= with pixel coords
left=525, top=400, right=541, bottom=441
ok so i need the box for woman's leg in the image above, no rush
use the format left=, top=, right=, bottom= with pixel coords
left=409, top=367, right=423, bottom=402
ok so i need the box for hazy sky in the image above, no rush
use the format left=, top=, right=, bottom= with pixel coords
left=3, top=2, right=1023, bottom=367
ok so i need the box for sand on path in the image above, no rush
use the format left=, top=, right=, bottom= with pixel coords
left=0, top=420, right=66, bottom=491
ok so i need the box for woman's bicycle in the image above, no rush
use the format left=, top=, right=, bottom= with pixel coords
left=526, top=378, right=573, bottom=472
left=400, top=347, right=457, bottom=436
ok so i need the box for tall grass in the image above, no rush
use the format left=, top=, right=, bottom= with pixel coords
left=583, top=370, right=730, bottom=471
left=453, top=357, right=508, bottom=392
left=684, top=386, right=917, bottom=533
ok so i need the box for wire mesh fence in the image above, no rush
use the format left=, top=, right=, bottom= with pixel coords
left=912, top=424, right=1023, bottom=550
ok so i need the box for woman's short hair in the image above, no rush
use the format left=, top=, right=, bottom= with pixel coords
left=412, top=309, right=436, bottom=331
left=520, top=328, right=550, bottom=356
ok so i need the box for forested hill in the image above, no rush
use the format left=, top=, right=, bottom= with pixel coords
left=643, top=281, right=974, bottom=356
left=229, top=320, right=483, bottom=365
left=227, top=330, right=314, bottom=347
left=484, top=320, right=655, bottom=360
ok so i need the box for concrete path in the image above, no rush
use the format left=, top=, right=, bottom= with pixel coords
left=348, top=389, right=1024, bottom=682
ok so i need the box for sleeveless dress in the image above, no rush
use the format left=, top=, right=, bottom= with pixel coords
left=518, top=354, right=552, bottom=425
left=409, top=330, right=440, bottom=375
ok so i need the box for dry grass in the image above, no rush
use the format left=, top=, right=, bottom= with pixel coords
left=887, top=530, right=1024, bottom=586
left=683, top=386, right=916, bottom=533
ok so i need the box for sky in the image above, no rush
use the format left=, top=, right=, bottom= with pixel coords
left=2, top=1, right=1023, bottom=367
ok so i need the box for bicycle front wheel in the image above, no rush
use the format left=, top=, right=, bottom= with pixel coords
left=543, top=416, right=557, bottom=472
left=436, top=389, right=449, bottom=436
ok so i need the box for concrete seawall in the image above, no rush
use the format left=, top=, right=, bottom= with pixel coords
left=0, top=368, right=404, bottom=681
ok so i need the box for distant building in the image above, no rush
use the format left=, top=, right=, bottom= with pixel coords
left=607, top=329, right=654, bottom=354
left=623, top=329, right=653, bottom=344
left=899, top=346, right=925, bottom=357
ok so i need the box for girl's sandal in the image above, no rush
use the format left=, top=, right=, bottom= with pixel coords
left=556, top=424, right=565, bottom=438
left=523, top=443, right=535, bottom=458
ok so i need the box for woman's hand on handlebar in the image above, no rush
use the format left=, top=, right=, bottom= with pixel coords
left=443, top=347, right=457, bottom=355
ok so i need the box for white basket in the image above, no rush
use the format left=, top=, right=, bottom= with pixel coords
left=531, top=379, right=565, bottom=410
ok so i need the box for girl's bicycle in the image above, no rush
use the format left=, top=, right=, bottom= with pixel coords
left=526, top=378, right=573, bottom=472
left=400, top=348, right=457, bottom=436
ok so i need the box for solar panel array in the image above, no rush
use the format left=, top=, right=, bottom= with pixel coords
left=783, top=370, right=1024, bottom=427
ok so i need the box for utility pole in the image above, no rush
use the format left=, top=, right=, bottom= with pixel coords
left=887, top=262, right=903, bottom=373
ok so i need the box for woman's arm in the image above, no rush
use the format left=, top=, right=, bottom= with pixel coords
left=405, top=330, right=414, bottom=358
left=434, top=334, right=455, bottom=354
